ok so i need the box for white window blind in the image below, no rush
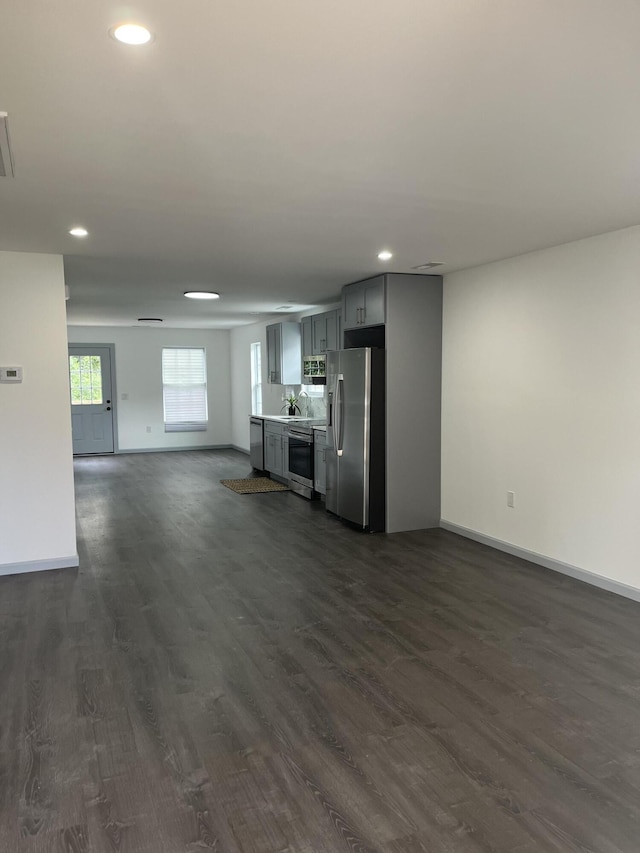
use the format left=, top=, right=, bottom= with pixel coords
left=162, top=347, right=208, bottom=432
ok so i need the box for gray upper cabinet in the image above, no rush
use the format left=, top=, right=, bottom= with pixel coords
left=311, top=309, right=341, bottom=354
left=266, top=324, right=280, bottom=384
left=300, top=308, right=342, bottom=357
left=301, top=316, right=313, bottom=359
left=312, top=313, right=326, bottom=353
left=325, top=309, right=341, bottom=352
left=300, top=309, right=342, bottom=378
left=266, top=322, right=301, bottom=385
left=342, top=276, right=386, bottom=330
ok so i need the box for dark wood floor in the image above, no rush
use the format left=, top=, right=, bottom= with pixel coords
left=2, top=450, right=640, bottom=852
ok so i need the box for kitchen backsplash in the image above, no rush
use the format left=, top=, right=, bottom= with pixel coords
left=260, top=383, right=327, bottom=419
left=297, top=387, right=326, bottom=418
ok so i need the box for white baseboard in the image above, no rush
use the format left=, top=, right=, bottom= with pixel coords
left=0, top=554, right=80, bottom=577
left=115, top=444, right=232, bottom=454
left=440, top=520, right=640, bottom=604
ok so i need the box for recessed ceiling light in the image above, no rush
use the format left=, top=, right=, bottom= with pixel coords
left=111, top=24, right=153, bottom=45
left=184, top=291, right=220, bottom=300
left=377, top=250, right=393, bottom=261
left=137, top=318, right=163, bottom=323
left=69, top=226, right=88, bottom=237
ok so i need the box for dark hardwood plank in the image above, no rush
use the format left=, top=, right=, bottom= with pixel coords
left=1, top=448, right=640, bottom=851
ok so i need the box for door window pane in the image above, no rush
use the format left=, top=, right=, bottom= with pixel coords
left=69, top=355, right=103, bottom=405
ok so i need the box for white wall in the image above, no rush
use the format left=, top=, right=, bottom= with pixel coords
left=67, top=327, right=232, bottom=451
left=0, top=251, right=77, bottom=573
left=442, top=225, right=640, bottom=591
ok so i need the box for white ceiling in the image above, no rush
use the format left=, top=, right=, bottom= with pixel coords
left=2, top=0, right=640, bottom=328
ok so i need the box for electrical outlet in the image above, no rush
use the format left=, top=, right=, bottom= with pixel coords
left=507, top=491, right=515, bottom=508
left=146, top=426, right=152, bottom=433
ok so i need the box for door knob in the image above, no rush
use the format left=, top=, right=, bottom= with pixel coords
left=106, top=406, right=111, bottom=411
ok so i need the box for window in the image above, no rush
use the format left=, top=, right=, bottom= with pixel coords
left=69, top=355, right=103, bottom=405
left=250, top=342, right=263, bottom=415
left=301, top=383, right=324, bottom=399
left=162, top=347, right=208, bottom=432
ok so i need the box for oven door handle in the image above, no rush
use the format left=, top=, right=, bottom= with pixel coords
left=287, top=433, right=313, bottom=444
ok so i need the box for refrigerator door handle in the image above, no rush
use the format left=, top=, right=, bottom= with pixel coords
left=336, top=375, right=345, bottom=456
left=328, top=386, right=337, bottom=453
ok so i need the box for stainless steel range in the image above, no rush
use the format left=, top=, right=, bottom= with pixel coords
left=286, top=423, right=315, bottom=499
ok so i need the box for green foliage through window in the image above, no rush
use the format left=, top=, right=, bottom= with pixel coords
left=69, top=355, right=103, bottom=405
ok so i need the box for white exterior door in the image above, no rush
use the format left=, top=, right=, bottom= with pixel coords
left=69, top=346, right=115, bottom=454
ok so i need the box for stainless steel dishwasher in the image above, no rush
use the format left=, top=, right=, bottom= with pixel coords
left=249, top=417, right=265, bottom=470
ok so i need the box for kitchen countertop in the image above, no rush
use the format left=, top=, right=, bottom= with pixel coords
left=257, top=415, right=326, bottom=426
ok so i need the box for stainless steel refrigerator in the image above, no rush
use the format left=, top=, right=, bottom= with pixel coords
left=325, top=348, right=385, bottom=531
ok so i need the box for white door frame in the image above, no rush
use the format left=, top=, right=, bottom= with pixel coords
left=68, top=343, right=119, bottom=454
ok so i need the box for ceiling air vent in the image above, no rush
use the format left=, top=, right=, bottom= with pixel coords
left=0, top=113, right=15, bottom=178
left=412, top=262, right=443, bottom=271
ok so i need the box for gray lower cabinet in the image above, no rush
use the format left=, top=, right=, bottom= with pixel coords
left=342, top=276, right=385, bottom=329
left=249, top=416, right=264, bottom=470
left=264, top=432, right=281, bottom=475
left=314, top=430, right=327, bottom=495
left=264, top=422, right=286, bottom=478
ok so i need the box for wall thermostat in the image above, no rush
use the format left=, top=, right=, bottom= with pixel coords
left=0, top=366, right=23, bottom=383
